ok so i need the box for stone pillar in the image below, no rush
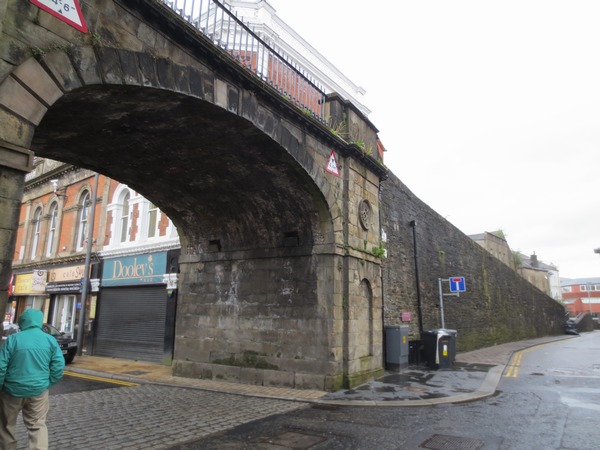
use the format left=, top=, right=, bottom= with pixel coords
left=0, top=140, right=33, bottom=316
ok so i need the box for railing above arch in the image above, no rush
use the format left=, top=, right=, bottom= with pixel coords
left=161, top=0, right=327, bottom=122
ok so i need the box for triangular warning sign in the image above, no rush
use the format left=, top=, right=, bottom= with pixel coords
left=30, top=0, right=88, bottom=33
left=326, top=150, right=340, bottom=177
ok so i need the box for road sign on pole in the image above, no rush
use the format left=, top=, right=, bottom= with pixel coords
left=30, top=0, right=88, bottom=33
left=449, top=276, right=466, bottom=293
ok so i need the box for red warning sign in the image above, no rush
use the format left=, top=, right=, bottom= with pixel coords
left=30, top=0, right=88, bottom=33
left=326, top=150, right=340, bottom=177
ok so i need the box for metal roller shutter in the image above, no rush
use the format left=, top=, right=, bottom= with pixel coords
left=95, top=286, right=166, bottom=363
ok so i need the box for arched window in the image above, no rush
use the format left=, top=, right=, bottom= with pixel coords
left=45, top=202, right=58, bottom=257
left=120, top=191, right=131, bottom=243
left=76, top=191, right=91, bottom=251
left=30, top=207, right=42, bottom=260
left=147, top=201, right=158, bottom=238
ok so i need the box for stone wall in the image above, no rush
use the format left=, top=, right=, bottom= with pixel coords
left=380, top=172, right=565, bottom=352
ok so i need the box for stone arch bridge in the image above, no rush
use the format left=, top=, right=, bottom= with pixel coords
left=0, top=0, right=388, bottom=390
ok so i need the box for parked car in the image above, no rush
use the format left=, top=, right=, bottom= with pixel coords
left=564, top=319, right=579, bottom=335
left=42, top=323, right=78, bottom=364
left=1, top=322, right=19, bottom=343
left=2, top=322, right=77, bottom=363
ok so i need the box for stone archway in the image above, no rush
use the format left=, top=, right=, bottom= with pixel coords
left=0, top=46, right=384, bottom=390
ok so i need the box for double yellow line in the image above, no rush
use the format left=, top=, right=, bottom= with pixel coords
left=64, top=370, right=139, bottom=387
left=504, top=341, right=560, bottom=378
left=504, top=351, right=524, bottom=378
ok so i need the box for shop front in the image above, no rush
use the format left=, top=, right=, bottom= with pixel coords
left=94, top=251, right=178, bottom=365
left=7, top=270, right=49, bottom=323
left=46, top=263, right=99, bottom=346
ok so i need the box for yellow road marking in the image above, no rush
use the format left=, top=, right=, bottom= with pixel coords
left=64, top=371, right=139, bottom=387
left=503, top=340, right=562, bottom=379
left=505, top=350, right=525, bottom=378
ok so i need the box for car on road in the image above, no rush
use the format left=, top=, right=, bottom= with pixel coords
left=3, top=321, right=77, bottom=363
left=42, top=323, right=78, bottom=364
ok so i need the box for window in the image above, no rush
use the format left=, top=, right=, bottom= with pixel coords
left=581, top=284, right=599, bottom=291
left=45, top=203, right=58, bottom=256
left=147, top=201, right=158, bottom=238
left=30, top=207, right=42, bottom=260
left=562, top=286, right=572, bottom=293
left=120, top=191, right=131, bottom=243
left=76, top=191, right=90, bottom=251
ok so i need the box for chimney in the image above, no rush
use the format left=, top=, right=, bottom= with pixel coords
left=530, top=253, right=538, bottom=268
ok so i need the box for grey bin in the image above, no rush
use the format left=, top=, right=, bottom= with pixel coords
left=421, top=329, right=457, bottom=370
left=384, top=325, right=410, bottom=371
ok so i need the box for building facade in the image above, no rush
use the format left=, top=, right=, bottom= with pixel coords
left=469, top=231, right=514, bottom=269
left=469, top=232, right=560, bottom=299
left=561, top=277, right=600, bottom=317
left=7, top=159, right=180, bottom=364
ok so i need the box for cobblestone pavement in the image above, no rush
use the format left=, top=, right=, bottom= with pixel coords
left=13, top=385, right=306, bottom=450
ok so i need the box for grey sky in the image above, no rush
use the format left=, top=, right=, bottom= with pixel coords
left=270, top=0, right=600, bottom=278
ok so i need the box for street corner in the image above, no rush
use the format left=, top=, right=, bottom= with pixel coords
left=321, top=362, right=496, bottom=404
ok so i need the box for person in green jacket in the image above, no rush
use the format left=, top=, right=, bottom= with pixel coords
left=0, top=309, right=65, bottom=450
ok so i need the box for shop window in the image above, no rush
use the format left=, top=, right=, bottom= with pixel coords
left=53, top=295, right=76, bottom=334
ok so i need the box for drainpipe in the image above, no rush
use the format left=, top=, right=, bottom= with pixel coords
left=378, top=185, right=386, bottom=368
left=76, top=172, right=99, bottom=356
left=409, top=220, right=424, bottom=333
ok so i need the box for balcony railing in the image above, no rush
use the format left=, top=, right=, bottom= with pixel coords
left=161, top=0, right=327, bottom=122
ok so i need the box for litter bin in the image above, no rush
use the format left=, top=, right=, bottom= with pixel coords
left=421, top=329, right=457, bottom=369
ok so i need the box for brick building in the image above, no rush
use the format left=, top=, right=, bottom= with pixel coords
left=7, top=159, right=180, bottom=363
left=561, top=277, right=600, bottom=317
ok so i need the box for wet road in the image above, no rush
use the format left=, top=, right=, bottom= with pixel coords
left=171, top=332, right=600, bottom=450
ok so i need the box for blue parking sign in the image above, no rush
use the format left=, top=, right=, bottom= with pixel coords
left=449, top=276, right=466, bottom=292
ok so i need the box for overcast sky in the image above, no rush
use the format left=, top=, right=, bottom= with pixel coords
left=269, top=0, right=600, bottom=279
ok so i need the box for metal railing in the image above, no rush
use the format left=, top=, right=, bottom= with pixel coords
left=161, top=0, right=327, bottom=121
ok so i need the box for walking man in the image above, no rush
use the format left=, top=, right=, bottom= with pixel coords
left=0, top=309, right=65, bottom=450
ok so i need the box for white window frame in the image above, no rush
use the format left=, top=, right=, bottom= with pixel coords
left=76, top=191, right=90, bottom=251
left=45, top=202, right=58, bottom=257
left=120, top=191, right=131, bottom=243
left=30, top=207, right=42, bottom=260
left=147, top=201, right=159, bottom=239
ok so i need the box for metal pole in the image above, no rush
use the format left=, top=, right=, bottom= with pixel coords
left=76, top=172, right=99, bottom=356
left=587, top=282, right=592, bottom=315
left=438, top=278, right=446, bottom=329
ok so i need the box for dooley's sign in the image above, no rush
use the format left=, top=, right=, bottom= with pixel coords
left=102, top=252, right=167, bottom=287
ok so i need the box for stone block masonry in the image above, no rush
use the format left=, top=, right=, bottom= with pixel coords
left=380, top=172, right=565, bottom=351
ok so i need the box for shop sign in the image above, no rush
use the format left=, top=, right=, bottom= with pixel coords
left=48, top=264, right=86, bottom=283
left=102, top=252, right=167, bottom=287
left=13, top=270, right=47, bottom=295
left=46, top=281, right=82, bottom=294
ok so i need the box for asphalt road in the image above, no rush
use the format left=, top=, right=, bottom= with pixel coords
left=171, top=332, right=600, bottom=450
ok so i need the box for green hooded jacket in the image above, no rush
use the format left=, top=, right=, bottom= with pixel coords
left=0, top=309, right=65, bottom=397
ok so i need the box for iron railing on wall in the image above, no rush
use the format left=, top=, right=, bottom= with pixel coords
left=161, top=0, right=327, bottom=122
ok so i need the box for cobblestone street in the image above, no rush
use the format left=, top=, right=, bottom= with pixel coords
left=13, top=385, right=306, bottom=450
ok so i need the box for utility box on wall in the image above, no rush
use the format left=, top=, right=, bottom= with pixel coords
left=384, top=325, right=410, bottom=370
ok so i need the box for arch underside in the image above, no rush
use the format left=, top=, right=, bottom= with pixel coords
left=32, top=85, right=331, bottom=251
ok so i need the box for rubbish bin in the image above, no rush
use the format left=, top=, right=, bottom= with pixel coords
left=421, top=329, right=457, bottom=369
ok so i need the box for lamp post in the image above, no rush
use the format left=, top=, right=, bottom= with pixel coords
left=587, top=282, right=592, bottom=316
left=76, top=172, right=99, bottom=356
